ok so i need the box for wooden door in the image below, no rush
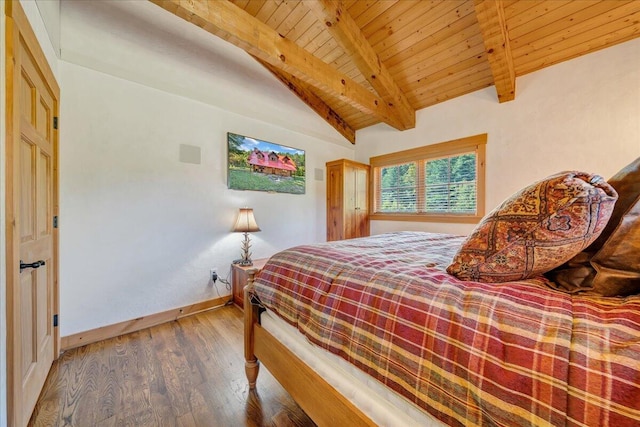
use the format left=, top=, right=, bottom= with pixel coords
left=354, top=166, right=369, bottom=238
left=343, top=164, right=358, bottom=239
left=5, top=2, right=60, bottom=426
left=326, top=162, right=344, bottom=241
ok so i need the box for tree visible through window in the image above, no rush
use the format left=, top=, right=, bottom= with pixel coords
left=371, top=134, right=486, bottom=223
left=380, top=162, right=417, bottom=212
left=425, top=153, right=476, bottom=214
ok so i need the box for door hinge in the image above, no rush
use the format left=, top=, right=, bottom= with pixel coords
left=53, top=314, right=59, bottom=327
left=53, top=216, right=58, bottom=228
left=53, top=117, right=58, bottom=130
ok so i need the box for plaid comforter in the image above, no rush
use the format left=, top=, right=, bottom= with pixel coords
left=252, top=232, right=640, bottom=427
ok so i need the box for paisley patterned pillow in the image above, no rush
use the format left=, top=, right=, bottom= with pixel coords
left=447, top=171, right=618, bottom=283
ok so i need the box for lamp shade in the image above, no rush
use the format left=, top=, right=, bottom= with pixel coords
left=232, top=208, right=261, bottom=233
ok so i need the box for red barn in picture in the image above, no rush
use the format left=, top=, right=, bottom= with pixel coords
left=248, top=148, right=297, bottom=177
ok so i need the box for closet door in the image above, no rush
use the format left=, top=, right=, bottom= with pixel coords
left=326, top=162, right=344, bottom=241
left=326, top=159, right=370, bottom=241
left=343, top=164, right=358, bottom=239
left=354, top=166, right=369, bottom=238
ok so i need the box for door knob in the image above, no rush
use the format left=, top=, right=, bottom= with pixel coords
left=20, top=260, right=45, bottom=271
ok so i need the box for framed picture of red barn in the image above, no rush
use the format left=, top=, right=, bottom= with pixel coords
left=227, top=132, right=305, bottom=194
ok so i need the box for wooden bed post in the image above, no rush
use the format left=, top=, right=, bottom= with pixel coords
left=240, top=264, right=378, bottom=426
left=244, top=268, right=260, bottom=389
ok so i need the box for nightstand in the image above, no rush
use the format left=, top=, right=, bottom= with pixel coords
left=231, top=258, right=269, bottom=309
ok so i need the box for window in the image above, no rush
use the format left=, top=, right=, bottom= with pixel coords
left=370, top=134, right=486, bottom=223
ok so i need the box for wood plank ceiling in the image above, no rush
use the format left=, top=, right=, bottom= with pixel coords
left=152, top=0, right=640, bottom=143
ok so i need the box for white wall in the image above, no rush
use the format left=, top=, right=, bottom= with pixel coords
left=356, top=38, right=640, bottom=237
left=57, top=0, right=355, bottom=337
left=59, top=62, right=353, bottom=336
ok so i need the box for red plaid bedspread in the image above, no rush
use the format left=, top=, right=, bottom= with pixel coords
left=252, top=232, right=640, bottom=427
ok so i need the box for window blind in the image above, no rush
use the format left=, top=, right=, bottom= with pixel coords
left=374, top=152, right=477, bottom=215
left=369, top=134, right=486, bottom=222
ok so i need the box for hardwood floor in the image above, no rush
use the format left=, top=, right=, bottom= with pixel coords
left=29, top=306, right=316, bottom=427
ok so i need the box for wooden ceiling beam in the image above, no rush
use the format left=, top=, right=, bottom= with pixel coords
left=150, top=0, right=407, bottom=134
left=306, top=0, right=415, bottom=130
left=474, top=0, right=516, bottom=102
left=255, top=57, right=356, bottom=144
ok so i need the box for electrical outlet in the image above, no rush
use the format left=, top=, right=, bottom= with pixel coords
left=210, top=268, right=218, bottom=282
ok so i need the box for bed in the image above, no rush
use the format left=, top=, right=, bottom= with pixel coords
left=243, top=164, right=640, bottom=426
left=243, top=232, right=640, bottom=426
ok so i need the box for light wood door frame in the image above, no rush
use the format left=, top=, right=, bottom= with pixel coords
left=5, top=1, right=60, bottom=425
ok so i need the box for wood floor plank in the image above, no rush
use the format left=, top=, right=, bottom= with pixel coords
left=29, top=306, right=315, bottom=427
left=176, top=412, right=198, bottom=427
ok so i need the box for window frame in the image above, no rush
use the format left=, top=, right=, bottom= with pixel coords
left=369, top=134, right=487, bottom=223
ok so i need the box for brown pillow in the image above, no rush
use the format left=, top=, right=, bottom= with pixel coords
left=588, top=157, right=640, bottom=252
left=447, top=171, right=617, bottom=283
left=590, top=199, right=640, bottom=295
left=548, top=157, right=640, bottom=296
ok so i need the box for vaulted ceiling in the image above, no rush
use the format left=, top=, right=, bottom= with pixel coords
left=151, top=0, right=640, bottom=143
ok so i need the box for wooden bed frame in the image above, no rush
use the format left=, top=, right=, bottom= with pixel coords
left=243, top=269, right=377, bottom=427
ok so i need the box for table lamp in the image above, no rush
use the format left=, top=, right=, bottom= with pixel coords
left=232, top=207, right=261, bottom=266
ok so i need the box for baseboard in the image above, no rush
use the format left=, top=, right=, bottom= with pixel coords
left=60, top=295, right=230, bottom=351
